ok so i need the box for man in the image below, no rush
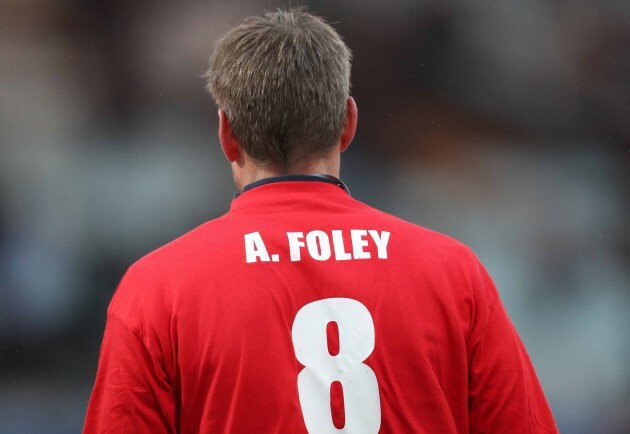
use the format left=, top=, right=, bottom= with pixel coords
left=83, top=8, right=558, bottom=434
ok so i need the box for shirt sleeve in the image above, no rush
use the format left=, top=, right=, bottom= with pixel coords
left=467, top=257, right=558, bottom=434
left=83, top=311, right=178, bottom=434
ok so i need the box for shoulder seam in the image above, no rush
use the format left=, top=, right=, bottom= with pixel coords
left=106, top=309, right=165, bottom=366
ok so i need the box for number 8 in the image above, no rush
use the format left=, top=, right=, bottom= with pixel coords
left=291, top=298, right=382, bottom=433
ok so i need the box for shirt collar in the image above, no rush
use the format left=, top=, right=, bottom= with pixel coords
left=234, top=174, right=350, bottom=199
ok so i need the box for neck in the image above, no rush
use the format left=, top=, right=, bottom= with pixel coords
left=234, top=153, right=341, bottom=191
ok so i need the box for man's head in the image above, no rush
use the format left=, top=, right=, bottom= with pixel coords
left=205, top=8, right=356, bottom=183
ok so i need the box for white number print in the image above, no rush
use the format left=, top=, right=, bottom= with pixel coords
left=291, top=298, right=381, bottom=433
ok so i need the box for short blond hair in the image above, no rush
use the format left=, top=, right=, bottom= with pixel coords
left=205, top=8, right=352, bottom=172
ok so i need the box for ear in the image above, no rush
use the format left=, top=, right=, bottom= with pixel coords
left=218, top=109, right=240, bottom=162
left=339, top=96, right=358, bottom=152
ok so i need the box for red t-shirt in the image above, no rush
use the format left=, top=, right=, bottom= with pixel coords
left=83, top=179, right=558, bottom=433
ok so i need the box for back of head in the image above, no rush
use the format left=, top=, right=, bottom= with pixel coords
left=206, top=9, right=352, bottom=173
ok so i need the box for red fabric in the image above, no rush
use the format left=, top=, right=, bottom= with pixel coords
left=83, top=181, right=558, bottom=433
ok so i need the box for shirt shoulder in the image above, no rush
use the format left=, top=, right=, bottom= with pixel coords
left=107, top=214, right=233, bottom=328
left=351, top=198, right=477, bottom=262
left=350, top=198, right=495, bottom=305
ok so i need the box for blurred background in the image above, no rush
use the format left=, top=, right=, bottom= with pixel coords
left=1, top=0, right=629, bottom=432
